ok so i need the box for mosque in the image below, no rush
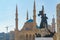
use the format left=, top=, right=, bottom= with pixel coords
left=14, top=0, right=57, bottom=40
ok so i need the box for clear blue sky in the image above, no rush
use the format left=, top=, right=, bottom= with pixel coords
left=0, top=0, right=60, bottom=33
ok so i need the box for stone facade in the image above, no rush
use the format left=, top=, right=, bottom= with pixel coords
left=56, top=3, right=60, bottom=40
left=15, top=0, right=37, bottom=40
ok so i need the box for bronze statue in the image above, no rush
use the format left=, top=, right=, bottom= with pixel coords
left=38, top=5, right=48, bottom=29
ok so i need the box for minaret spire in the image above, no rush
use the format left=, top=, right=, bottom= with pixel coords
left=15, top=4, right=18, bottom=30
left=33, top=0, right=36, bottom=27
left=52, top=15, right=55, bottom=23
left=26, top=10, right=28, bottom=20
left=34, top=0, right=36, bottom=10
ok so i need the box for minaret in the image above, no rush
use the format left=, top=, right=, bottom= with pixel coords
left=15, top=5, right=18, bottom=31
left=26, top=10, right=28, bottom=20
left=33, top=0, right=36, bottom=27
left=52, top=15, right=55, bottom=32
left=15, top=5, right=19, bottom=40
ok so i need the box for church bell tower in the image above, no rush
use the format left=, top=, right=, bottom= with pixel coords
left=52, top=15, right=55, bottom=32
left=56, top=3, right=60, bottom=40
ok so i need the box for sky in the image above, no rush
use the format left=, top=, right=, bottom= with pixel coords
left=0, top=0, right=60, bottom=33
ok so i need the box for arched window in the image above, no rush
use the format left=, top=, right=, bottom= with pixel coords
left=33, top=35, right=35, bottom=40
left=29, top=34, right=31, bottom=40
left=26, top=34, right=28, bottom=40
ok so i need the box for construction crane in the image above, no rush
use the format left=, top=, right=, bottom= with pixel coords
left=5, top=25, right=14, bottom=33
left=5, top=26, right=8, bottom=33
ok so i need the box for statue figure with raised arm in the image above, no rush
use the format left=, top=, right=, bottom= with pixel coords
left=38, top=5, right=48, bottom=29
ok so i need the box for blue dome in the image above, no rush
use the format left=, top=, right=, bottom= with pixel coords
left=27, top=19, right=33, bottom=22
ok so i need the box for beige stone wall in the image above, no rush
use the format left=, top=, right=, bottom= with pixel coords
left=57, top=4, right=60, bottom=33
left=18, top=31, right=35, bottom=40
left=55, top=3, right=60, bottom=40
left=53, top=33, right=57, bottom=40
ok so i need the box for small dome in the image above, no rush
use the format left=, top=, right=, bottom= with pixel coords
left=26, top=19, right=33, bottom=22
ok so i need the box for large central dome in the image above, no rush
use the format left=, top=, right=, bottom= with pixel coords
left=26, top=19, right=33, bottom=23
left=21, top=19, right=34, bottom=31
